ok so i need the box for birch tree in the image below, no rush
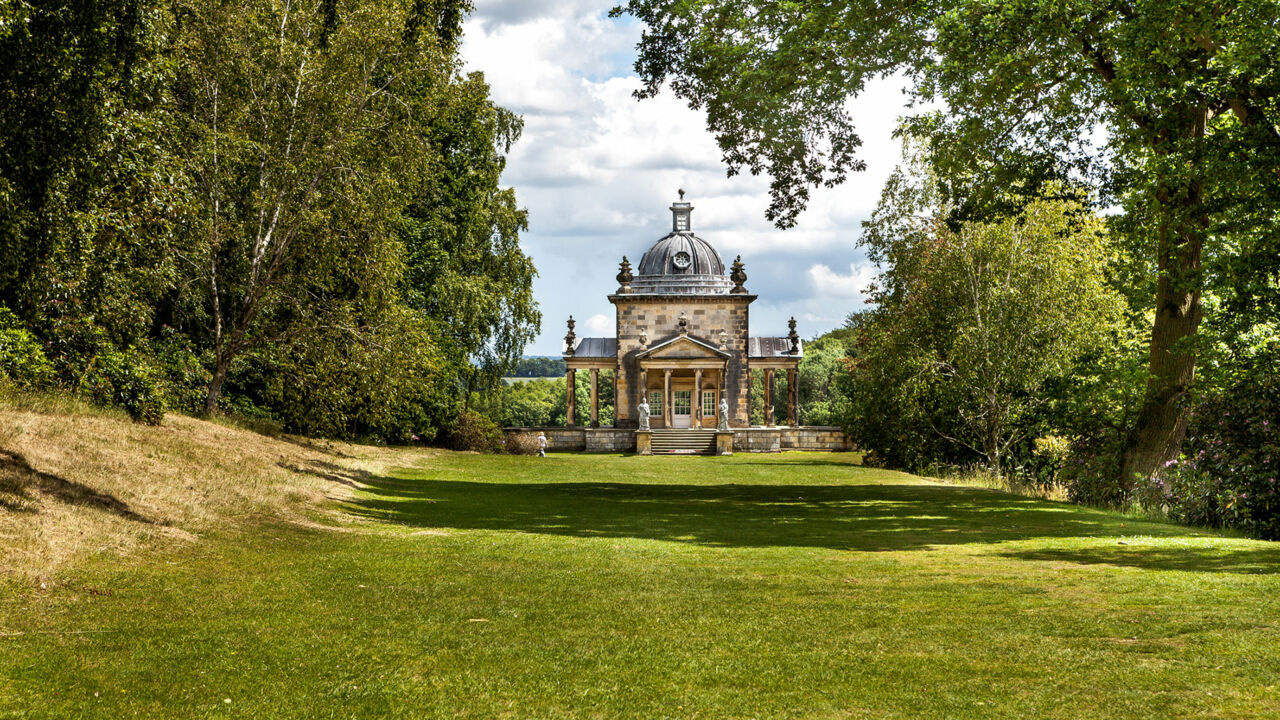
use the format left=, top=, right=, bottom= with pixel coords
left=175, top=0, right=461, bottom=412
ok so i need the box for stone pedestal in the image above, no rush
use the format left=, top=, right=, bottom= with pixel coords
left=635, top=430, right=652, bottom=456
left=715, top=431, right=734, bottom=456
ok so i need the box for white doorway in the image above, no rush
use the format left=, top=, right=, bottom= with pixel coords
left=671, top=390, right=692, bottom=428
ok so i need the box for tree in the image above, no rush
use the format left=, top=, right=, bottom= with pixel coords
left=612, top=0, right=1280, bottom=481
left=398, top=71, right=540, bottom=404
left=855, top=189, right=1125, bottom=472
left=172, top=0, right=463, bottom=412
left=0, top=0, right=183, bottom=346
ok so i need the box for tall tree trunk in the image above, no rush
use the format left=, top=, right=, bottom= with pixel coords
left=204, top=351, right=231, bottom=414
left=1120, top=177, right=1206, bottom=485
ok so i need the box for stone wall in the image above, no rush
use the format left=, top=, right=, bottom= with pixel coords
left=779, top=426, right=854, bottom=452
left=503, top=427, right=585, bottom=452
left=503, top=426, right=851, bottom=454
left=584, top=428, right=636, bottom=453
left=502, top=428, right=637, bottom=453
left=733, top=427, right=780, bottom=453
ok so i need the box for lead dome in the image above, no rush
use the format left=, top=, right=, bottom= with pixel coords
left=631, top=195, right=732, bottom=294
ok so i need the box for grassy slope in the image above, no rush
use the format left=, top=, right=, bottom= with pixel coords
left=0, top=395, right=429, bottom=580
left=2, top=410, right=1279, bottom=718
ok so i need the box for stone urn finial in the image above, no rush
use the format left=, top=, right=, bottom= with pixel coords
left=718, top=329, right=728, bottom=351
left=616, top=256, right=633, bottom=293
left=678, top=311, right=689, bottom=336
left=730, top=255, right=748, bottom=294
left=565, top=315, right=577, bottom=356
left=788, top=316, right=800, bottom=355
left=638, top=327, right=648, bottom=347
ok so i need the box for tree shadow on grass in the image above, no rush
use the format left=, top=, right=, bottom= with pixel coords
left=1000, top=546, right=1280, bottom=575
left=0, top=449, right=151, bottom=522
left=344, top=474, right=1201, bottom=554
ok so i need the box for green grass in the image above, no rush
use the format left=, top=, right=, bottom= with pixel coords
left=3, top=452, right=1279, bottom=719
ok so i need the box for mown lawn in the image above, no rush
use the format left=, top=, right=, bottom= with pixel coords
left=2, top=452, right=1279, bottom=719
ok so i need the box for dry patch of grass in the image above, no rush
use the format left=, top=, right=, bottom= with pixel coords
left=0, top=393, right=436, bottom=583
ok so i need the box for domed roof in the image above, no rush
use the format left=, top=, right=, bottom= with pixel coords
left=637, top=233, right=726, bottom=276
left=630, top=195, right=733, bottom=295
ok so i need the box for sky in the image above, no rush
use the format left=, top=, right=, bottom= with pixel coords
left=461, top=1, right=912, bottom=355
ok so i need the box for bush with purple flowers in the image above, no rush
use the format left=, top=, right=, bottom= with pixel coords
left=1156, top=371, right=1280, bottom=540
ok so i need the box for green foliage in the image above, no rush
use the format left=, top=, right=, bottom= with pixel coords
left=478, top=373, right=616, bottom=429
left=0, top=307, right=53, bottom=389
left=0, top=0, right=537, bottom=437
left=146, top=327, right=213, bottom=416
left=79, top=347, right=166, bottom=425
left=398, top=71, right=540, bottom=402
left=849, top=186, right=1126, bottom=473
left=796, top=329, right=856, bottom=426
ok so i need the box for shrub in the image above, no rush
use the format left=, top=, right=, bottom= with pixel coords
left=448, top=408, right=504, bottom=453
left=0, top=307, right=53, bottom=389
left=505, top=432, right=542, bottom=456
left=1062, top=432, right=1130, bottom=508
left=1160, top=371, right=1280, bottom=539
left=81, top=349, right=166, bottom=425
left=148, top=327, right=212, bottom=414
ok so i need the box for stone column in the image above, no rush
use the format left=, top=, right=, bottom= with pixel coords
left=663, top=369, right=672, bottom=427
left=787, top=367, right=798, bottom=426
left=764, top=368, right=775, bottom=427
left=694, top=368, right=703, bottom=428
left=589, top=368, right=599, bottom=428
left=566, top=368, right=576, bottom=427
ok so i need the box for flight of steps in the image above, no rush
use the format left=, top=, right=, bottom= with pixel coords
left=650, top=429, right=717, bottom=455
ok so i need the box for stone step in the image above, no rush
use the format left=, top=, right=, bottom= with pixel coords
left=651, top=429, right=717, bottom=455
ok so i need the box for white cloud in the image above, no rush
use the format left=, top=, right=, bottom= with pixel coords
left=808, top=263, right=878, bottom=300
left=461, top=2, right=914, bottom=354
left=583, top=313, right=613, bottom=335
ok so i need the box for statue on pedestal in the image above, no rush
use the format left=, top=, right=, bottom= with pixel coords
left=718, top=397, right=730, bottom=431
left=638, top=397, right=651, bottom=431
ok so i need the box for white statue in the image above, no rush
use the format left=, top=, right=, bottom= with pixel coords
left=718, top=397, right=730, bottom=431
left=638, top=397, right=651, bottom=431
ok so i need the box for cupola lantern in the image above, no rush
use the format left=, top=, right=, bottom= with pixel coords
left=670, top=189, right=693, bottom=233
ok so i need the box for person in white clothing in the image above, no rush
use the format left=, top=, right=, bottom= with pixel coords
left=537, top=432, right=547, bottom=457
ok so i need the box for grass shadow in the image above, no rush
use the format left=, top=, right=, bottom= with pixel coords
left=1000, top=546, right=1280, bottom=575
left=281, top=459, right=377, bottom=489
left=344, top=474, right=1188, bottom=553
left=0, top=449, right=151, bottom=523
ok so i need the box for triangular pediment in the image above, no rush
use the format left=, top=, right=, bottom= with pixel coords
left=637, top=335, right=730, bottom=359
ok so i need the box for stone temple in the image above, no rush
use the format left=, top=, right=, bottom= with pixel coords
left=535, top=192, right=849, bottom=455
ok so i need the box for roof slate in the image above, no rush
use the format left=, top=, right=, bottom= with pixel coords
left=570, top=337, right=617, bottom=358
left=748, top=336, right=802, bottom=358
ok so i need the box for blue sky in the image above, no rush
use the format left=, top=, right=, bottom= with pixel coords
left=462, top=1, right=910, bottom=355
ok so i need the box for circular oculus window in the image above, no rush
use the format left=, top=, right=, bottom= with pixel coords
left=672, top=251, right=692, bottom=270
